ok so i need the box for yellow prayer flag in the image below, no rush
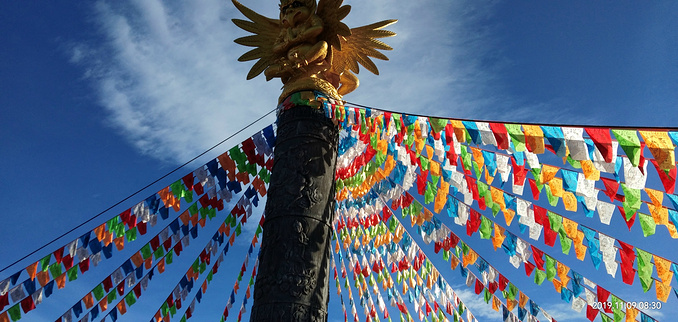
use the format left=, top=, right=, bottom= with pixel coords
left=462, top=250, right=478, bottom=267
left=549, top=177, right=564, bottom=198
left=491, top=187, right=506, bottom=211
left=625, top=306, right=638, bottom=322
left=540, top=164, right=560, bottom=184
left=450, top=255, right=459, bottom=270
left=430, top=160, right=441, bottom=177
left=562, top=217, right=578, bottom=238
left=426, top=145, right=434, bottom=160
left=581, top=160, right=600, bottom=181
left=504, top=209, right=516, bottom=226
left=648, top=204, right=669, bottom=225
left=492, top=295, right=501, bottom=312
left=557, top=263, right=571, bottom=287
left=563, top=191, right=578, bottom=212
left=574, top=231, right=587, bottom=261
left=523, top=124, right=545, bottom=154
left=656, top=280, right=672, bottom=302
left=644, top=188, right=664, bottom=206
left=471, top=147, right=485, bottom=169
left=639, top=130, right=676, bottom=170
left=667, top=223, right=678, bottom=238
left=552, top=279, right=562, bottom=293
left=491, top=223, right=506, bottom=251
left=654, top=255, right=673, bottom=284
left=519, top=291, right=528, bottom=308
left=450, top=120, right=466, bottom=143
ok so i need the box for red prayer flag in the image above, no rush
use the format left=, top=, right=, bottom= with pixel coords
left=586, top=305, right=598, bottom=321
left=532, top=246, right=545, bottom=271
left=474, top=279, right=484, bottom=295
left=618, top=240, right=637, bottom=285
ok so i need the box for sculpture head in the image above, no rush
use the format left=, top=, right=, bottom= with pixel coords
left=279, top=0, right=316, bottom=27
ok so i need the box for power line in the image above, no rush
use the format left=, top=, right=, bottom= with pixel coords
left=0, top=108, right=276, bottom=274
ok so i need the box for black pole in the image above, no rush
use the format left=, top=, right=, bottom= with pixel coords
left=250, top=95, right=339, bottom=321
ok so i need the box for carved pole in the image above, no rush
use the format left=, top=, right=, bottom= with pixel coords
left=250, top=95, right=339, bottom=321
left=230, top=1, right=395, bottom=320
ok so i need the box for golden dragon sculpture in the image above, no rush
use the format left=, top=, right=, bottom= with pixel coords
left=231, top=0, right=396, bottom=102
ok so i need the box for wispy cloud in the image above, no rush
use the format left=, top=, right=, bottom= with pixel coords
left=70, top=0, right=524, bottom=163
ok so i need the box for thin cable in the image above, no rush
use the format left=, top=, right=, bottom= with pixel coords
left=344, top=100, right=678, bottom=131
left=0, top=108, right=276, bottom=274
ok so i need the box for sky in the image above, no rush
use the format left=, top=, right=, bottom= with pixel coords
left=1, top=0, right=677, bottom=321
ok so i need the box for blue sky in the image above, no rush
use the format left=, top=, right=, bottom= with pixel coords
left=1, top=1, right=677, bottom=321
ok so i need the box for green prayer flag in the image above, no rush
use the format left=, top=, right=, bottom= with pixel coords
left=638, top=213, right=656, bottom=237
left=116, top=224, right=125, bottom=238
left=461, top=242, right=469, bottom=255
left=188, top=203, right=198, bottom=215
left=472, top=161, right=482, bottom=179
left=207, top=271, right=214, bottom=282
left=161, top=302, right=169, bottom=316
left=125, top=292, right=137, bottom=306
left=93, top=284, right=105, bottom=301
left=621, top=184, right=641, bottom=220
left=199, top=262, right=207, bottom=274
left=505, top=124, right=526, bottom=152
left=508, top=283, right=518, bottom=300
left=600, top=313, right=612, bottom=322
left=125, top=227, right=137, bottom=242
left=636, top=248, right=654, bottom=292
left=545, top=185, right=559, bottom=207
left=548, top=211, right=564, bottom=234
left=611, top=295, right=622, bottom=316
left=192, top=259, right=199, bottom=273
left=49, top=263, right=62, bottom=278
left=611, top=129, right=641, bottom=166
left=107, top=291, right=117, bottom=304
left=166, top=250, right=174, bottom=265
left=559, top=231, right=572, bottom=255
left=40, top=255, right=51, bottom=272
left=566, top=156, right=582, bottom=169
left=8, top=304, right=21, bottom=321
left=67, top=266, right=78, bottom=281
left=534, top=270, right=546, bottom=285
left=429, top=118, right=448, bottom=133
left=420, top=156, right=429, bottom=171
left=235, top=223, right=242, bottom=236
left=141, top=244, right=153, bottom=259
left=546, top=256, right=557, bottom=281
left=153, top=246, right=165, bottom=260
left=424, top=182, right=436, bottom=204
left=479, top=216, right=492, bottom=239
left=170, top=303, right=177, bottom=316
left=443, top=250, right=450, bottom=261
left=412, top=201, right=423, bottom=216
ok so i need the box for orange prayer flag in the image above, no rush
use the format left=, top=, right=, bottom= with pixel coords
left=654, top=255, right=673, bottom=283
left=217, top=152, right=237, bottom=180
left=562, top=191, right=577, bottom=212
left=190, top=214, right=199, bottom=226
left=540, top=164, right=559, bottom=184
left=154, top=311, right=162, bottom=322
left=549, top=178, right=564, bottom=197
left=485, top=170, right=495, bottom=185
left=145, top=257, right=153, bottom=270
left=131, top=252, right=144, bottom=268
left=666, top=223, right=678, bottom=238
left=113, top=236, right=125, bottom=251
left=519, top=291, right=528, bottom=308
left=552, top=279, right=562, bottom=293
left=100, top=299, right=108, bottom=312
left=491, top=223, right=506, bottom=250
left=0, top=312, right=9, bottom=322
left=506, top=298, right=516, bottom=312
left=625, top=306, right=638, bottom=322
left=557, top=263, right=571, bottom=287
left=573, top=231, right=587, bottom=261
left=102, top=231, right=113, bottom=247
left=462, top=250, right=478, bottom=267
left=158, top=258, right=166, bottom=274
left=229, top=233, right=236, bottom=246
left=27, top=262, right=38, bottom=281
left=581, top=160, right=600, bottom=181
left=430, top=161, right=441, bottom=177
left=236, top=171, right=250, bottom=185
left=503, top=209, right=516, bottom=226
left=179, top=211, right=190, bottom=226
left=198, top=218, right=206, bottom=228
left=37, top=270, right=50, bottom=287
left=83, top=292, right=94, bottom=309
left=202, top=280, right=208, bottom=293
left=56, top=273, right=67, bottom=289
left=523, top=124, right=545, bottom=154
left=450, top=256, right=459, bottom=270
left=426, top=145, right=434, bottom=160
left=491, top=187, right=506, bottom=211
left=471, top=147, right=485, bottom=169
left=117, top=300, right=127, bottom=315
left=648, top=204, right=668, bottom=225
left=562, top=217, right=578, bottom=239
left=655, top=280, right=671, bottom=302
left=639, top=130, right=675, bottom=170
left=492, top=295, right=501, bottom=312
left=94, top=224, right=106, bottom=241
left=644, top=188, right=664, bottom=206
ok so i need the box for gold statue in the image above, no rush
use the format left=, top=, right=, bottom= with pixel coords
left=232, top=0, right=396, bottom=102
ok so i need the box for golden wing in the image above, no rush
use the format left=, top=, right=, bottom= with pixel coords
left=331, top=19, right=397, bottom=76
left=231, top=0, right=281, bottom=80
left=316, top=0, right=352, bottom=50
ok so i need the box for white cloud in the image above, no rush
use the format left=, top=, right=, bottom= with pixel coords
left=72, top=0, right=517, bottom=163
